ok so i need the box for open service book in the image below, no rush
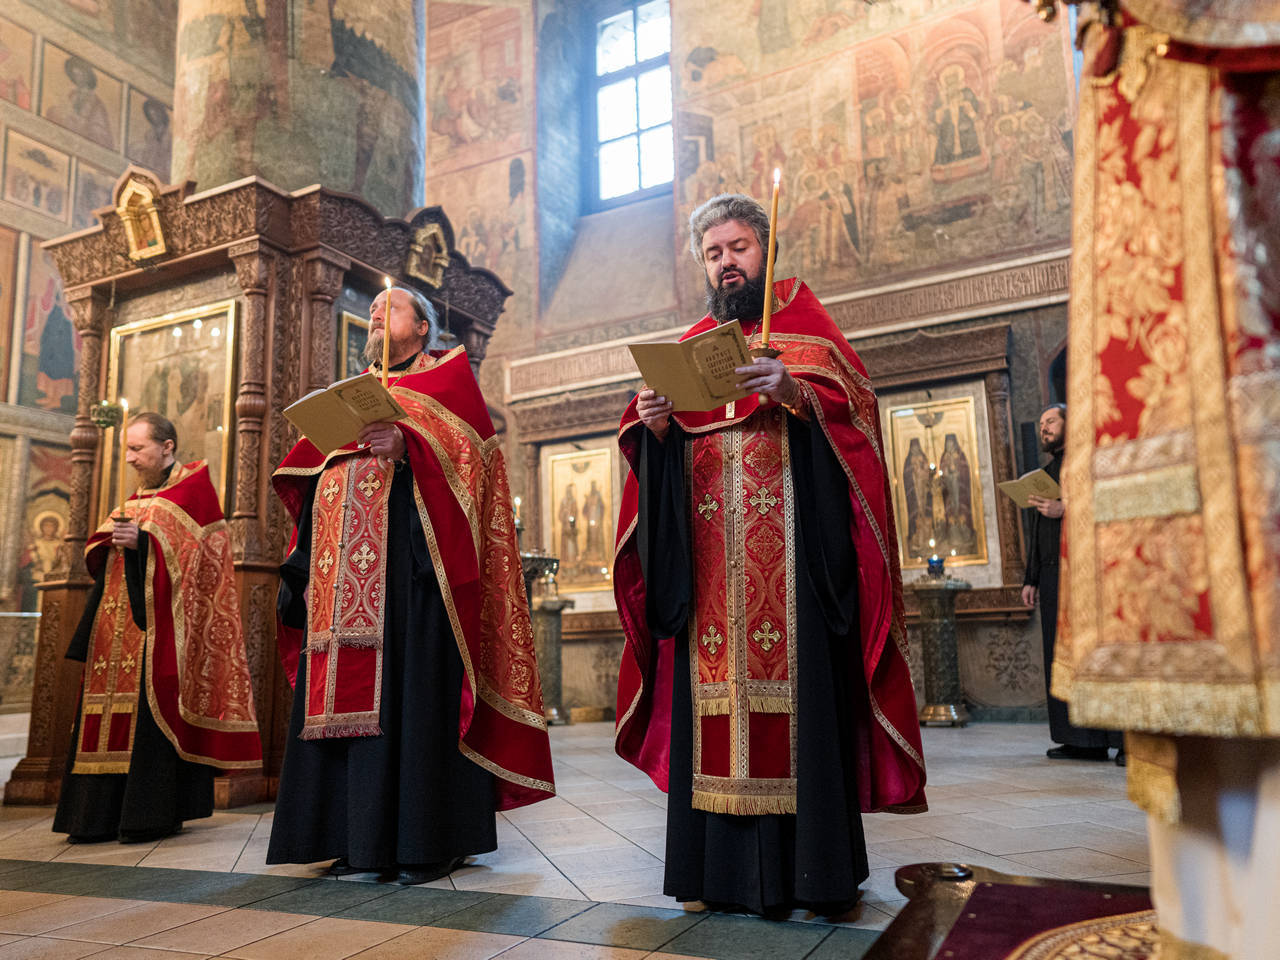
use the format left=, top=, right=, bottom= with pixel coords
left=627, top=320, right=753, bottom=413
left=997, top=468, right=1061, bottom=509
left=283, top=371, right=407, bottom=454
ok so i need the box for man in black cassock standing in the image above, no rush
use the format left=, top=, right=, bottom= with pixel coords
left=1022, top=403, right=1122, bottom=764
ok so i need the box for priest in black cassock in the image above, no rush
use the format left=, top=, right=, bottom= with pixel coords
left=54, top=413, right=261, bottom=843
left=268, top=286, right=554, bottom=884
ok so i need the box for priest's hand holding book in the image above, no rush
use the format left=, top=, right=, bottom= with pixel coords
left=359, top=420, right=405, bottom=463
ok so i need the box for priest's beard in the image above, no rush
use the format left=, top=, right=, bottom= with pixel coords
left=706, top=268, right=767, bottom=325
left=361, top=332, right=384, bottom=368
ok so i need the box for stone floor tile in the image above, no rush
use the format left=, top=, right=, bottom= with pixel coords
left=434, top=893, right=595, bottom=937
left=0, top=897, right=147, bottom=936
left=0, top=893, right=70, bottom=920
left=41, top=900, right=226, bottom=943
left=1005, top=847, right=1149, bottom=880
left=658, top=913, right=830, bottom=960
left=0, top=936, right=117, bottom=960
left=334, top=887, right=494, bottom=926
left=540, top=902, right=703, bottom=951
left=496, top=940, right=650, bottom=959
left=346, top=925, right=526, bottom=960
left=221, top=915, right=416, bottom=960
left=129, top=906, right=313, bottom=953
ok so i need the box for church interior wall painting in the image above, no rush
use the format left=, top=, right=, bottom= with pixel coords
left=427, top=0, right=534, bottom=178
left=101, top=299, right=237, bottom=523
left=880, top=383, right=1004, bottom=587
left=0, top=226, right=17, bottom=400
left=72, top=160, right=116, bottom=231
left=125, top=88, right=172, bottom=180
left=19, top=242, right=77, bottom=415
left=0, top=16, right=35, bottom=111
left=15, top=440, right=71, bottom=613
left=39, top=42, right=124, bottom=152
left=3, top=130, right=71, bottom=224
left=541, top=442, right=619, bottom=598
left=672, top=0, right=1074, bottom=318
left=19, top=0, right=176, bottom=86
left=340, top=311, right=369, bottom=380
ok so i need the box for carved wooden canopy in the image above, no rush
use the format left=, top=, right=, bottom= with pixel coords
left=45, top=169, right=512, bottom=369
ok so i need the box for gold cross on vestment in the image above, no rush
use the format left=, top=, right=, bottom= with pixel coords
left=317, top=548, right=335, bottom=575
left=748, top=488, right=780, bottom=516
left=700, top=625, right=725, bottom=656
left=751, top=619, right=781, bottom=653
left=92, top=656, right=107, bottom=675
left=357, top=472, right=383, bottom=498
left=697, top=495, right=719, bottom=521
left=100, top=595, right=118, bottom=617
left=350, top=543, right=378, bottom=575
left=121, top=653, right=136, bottom=674
left=322, top=477, right=341, bottom=504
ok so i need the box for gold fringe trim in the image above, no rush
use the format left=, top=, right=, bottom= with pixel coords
left=71, top=760, right=131, bottom=775
left=299, top=721, right=383, bottom=740
left=1126, top=732, right=1181, bottom=824
left=1158, top=929, right=1230, bottom=960
left=1061, top=678, right=1267, bottom=738
left=1092, top=464, right=1200, bottom=522
left=746, top=695, right=793, bottom=714
left=692, top=790, right=796, bottom=816
left=696, top=697, right=731, bottom=717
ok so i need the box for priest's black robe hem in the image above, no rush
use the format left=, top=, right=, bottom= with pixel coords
left=639, top=418, right=871, bottom=915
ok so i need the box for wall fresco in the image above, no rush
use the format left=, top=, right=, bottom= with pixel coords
left=18, top=242, right=77, bottom=414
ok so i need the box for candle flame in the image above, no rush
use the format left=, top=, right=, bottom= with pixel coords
left=772, top=168, right=781, bottom=186
left=384, top=276, right=393, bottom=289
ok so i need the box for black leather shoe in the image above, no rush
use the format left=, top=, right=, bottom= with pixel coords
left=119, top=824, right=180, bottom=844
left=1115, top=749, right=1127, bottom=767
left=66, top=834, right=113, bottom=844
left=1046, top=745, right=1109, bottom=761
left=327, top=858, right=382, bottom=877
left=396, top=857, right=464, bottom=885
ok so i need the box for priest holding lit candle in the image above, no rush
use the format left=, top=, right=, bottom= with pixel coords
left=53, top=411, right=260, bottom=844
left=268, top=283, right=554, bottom=884
left=615, top=191, right=926, bottom=915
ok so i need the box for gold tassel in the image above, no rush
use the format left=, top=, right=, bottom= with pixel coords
left=747, top=695, right=794, bottom=714
left=696, top=697, right=731, bottom=716
left=692, top=790, right=796, bottom=816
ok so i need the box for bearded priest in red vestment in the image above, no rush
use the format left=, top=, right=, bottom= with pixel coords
left=614, top=194, right=927, bottom=916
left=54, top=413, right=261, bottom=843
left=268, top=286, right=554, bottom=885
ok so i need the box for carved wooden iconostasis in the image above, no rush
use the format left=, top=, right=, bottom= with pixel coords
left=6, top=167, right=512, bottom=807
left=859, top=321, right=1048, bottom=720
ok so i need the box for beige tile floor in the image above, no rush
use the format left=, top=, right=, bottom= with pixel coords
left=0, top=720, right=1145, bottom=958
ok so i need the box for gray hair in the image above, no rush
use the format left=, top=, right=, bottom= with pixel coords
left=688, top=193, right=771, bottom=266
left=393, top=286, right=438, bottom=344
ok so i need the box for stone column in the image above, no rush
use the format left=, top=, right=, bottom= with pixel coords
left=173, top=1, right=426, bottom=217
left=532, top=597, right=573, bottom=725
left=521, top=443, right=542, bottom=551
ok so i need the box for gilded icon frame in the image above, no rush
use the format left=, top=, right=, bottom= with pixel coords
left=99, top=299, right=237, bottom=522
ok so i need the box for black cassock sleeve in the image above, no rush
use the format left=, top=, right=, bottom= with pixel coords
left=636, top=425, right=691, bottom=639
left=66, top=538, right=149, bottom=662
left=788, top=416, right=858, bottom=635
left=278, top=478, right=317, bottom=631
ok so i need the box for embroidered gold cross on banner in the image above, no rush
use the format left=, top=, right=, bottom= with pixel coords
left=357, top=473, right=383, bottom=498
left=748, top=488, right=779, bottom=516
left=700, top=625, right=725, bottom=656
left=93, top=656, right=108, bottom=675
left=322, top=477, right=341, bottom=504
left=697, top=495, right=719, bottom=521
left=350, top=543, right=378, bottom=574
left=317, top=548, right=335, bottom=575
left=101, top=595, right=118, bottom=617
left=751, top=620, right=781, bottom=653
left=121, top=653, right=136, bottom=674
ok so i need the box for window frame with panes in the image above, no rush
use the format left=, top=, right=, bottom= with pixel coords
left=584, top=0, right=674, bottom=211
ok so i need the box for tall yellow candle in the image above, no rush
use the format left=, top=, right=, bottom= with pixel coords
left=760, top=168, right=781, bottom=346
left=117, top=398, right=130, bottom=515
left=381, top=277, right=393, bottom=387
